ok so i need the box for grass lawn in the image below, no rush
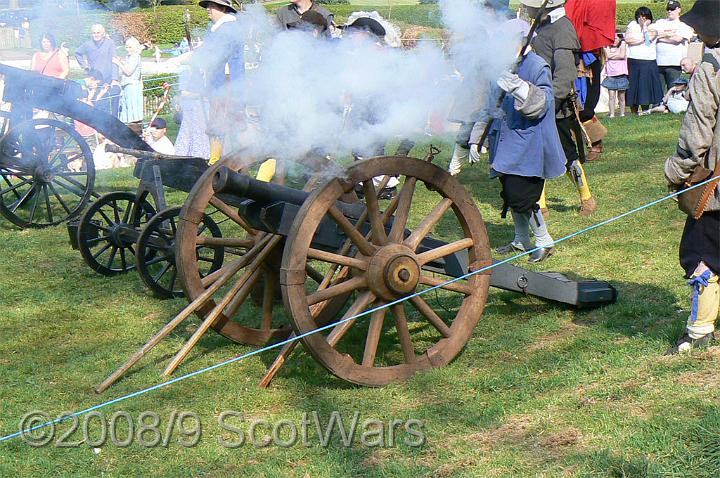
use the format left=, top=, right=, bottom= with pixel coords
left=1, top=112, right=720, bottom=477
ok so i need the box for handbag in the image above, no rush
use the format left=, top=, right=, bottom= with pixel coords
left=677, top=152, right=720, bottom=219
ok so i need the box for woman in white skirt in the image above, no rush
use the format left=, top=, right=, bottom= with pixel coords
left=113, top=37, right=144, bottom=126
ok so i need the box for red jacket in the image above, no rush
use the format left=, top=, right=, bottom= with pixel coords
left=565, top=0, right=616, bottom=52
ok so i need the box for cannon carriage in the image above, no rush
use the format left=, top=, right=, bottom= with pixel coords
left=0, top=64, right=151, bottom=228
left=98, top=149, right=616, bottom=391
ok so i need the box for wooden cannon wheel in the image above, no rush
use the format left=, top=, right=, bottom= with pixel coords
left=135, top=206, right=224, bottom=299
left=281, top=156, right=492, bottom=386
left=76, top=191, right=156, bottom=276
left=174, top=157, right=351, bottom=346
left=0, top=116, right=95, bottom=228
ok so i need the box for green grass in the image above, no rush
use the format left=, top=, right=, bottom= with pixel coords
left=2, top=113, right=720, bottom=477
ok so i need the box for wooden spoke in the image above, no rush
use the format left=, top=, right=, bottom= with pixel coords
left=305, top=263, right=325, bottom=284
left=307, top=248, right=368, bottom=271
left=195, top=236, right=254, bottom=248
left=0, top=177, right=32, bottom=196
left=417, top=237, right=474, bottom=266
left=392, top=304, right=416, bottom=363
left=326, top=291, right=375, bottom=348
left=47, top=183, right=72, bottom=214
left=362, top=303, right=387, bottom=367
left=261, top=273, right=275, bottom=330
left=404, top=197, right=453, bottom=250
left=328, top=205, right=376, bottom=256
left=362, top=180, right=387, bottom=245
left=27, top=185, right=40, bottom=223
left=409, top=296, right=451, bottom=337
left=42, top=184, right=53, bottom=224
left=209, top=196, right=254, bottom=234
left=53, top=177, right=86, bottom=197
left=419, top=274, right=472, bottom=295
left=223, top=267, right=263, bottom=319
left=388, top=177, right=417, bottom=243
left=53, top=173, right=88, bottom=193
left=9, top=184, right=36, bottom=213
left=307, top=275, right=367, bottom=306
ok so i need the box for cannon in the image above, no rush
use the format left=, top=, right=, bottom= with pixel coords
left=97, top=151, right=616, bottom=391
left=71, top=145, right=225, bottom=299
left=0, top=64, right=152, bottom=228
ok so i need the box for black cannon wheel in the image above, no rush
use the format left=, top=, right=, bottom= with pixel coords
left=77, top=191, right=155, bottom=276
left=136, top=206, right=224, bottom=300
left=0, top=117, right=94, bottom=228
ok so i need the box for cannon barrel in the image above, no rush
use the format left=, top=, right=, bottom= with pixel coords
left=105, top=144, right=202, bottom=161
left=212, top=167, right=311, bottom=206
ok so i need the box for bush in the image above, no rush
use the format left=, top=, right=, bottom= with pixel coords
left=615, top=2, right=696, bottom=29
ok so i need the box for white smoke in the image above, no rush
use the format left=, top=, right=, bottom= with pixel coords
left=181, top=1, right=523, bottom=162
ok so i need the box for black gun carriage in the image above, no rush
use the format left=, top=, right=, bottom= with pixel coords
left=0, top=64, right=151, bottom=228
left=98, top=150, right=616, bottom=391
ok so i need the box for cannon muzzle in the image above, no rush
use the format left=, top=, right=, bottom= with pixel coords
left=212, top=167, right=311, bottom=206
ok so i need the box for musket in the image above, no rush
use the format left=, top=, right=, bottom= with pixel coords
left=474, top=0, right=550, bottom=151
left=183, top=9, right=194, bottom=52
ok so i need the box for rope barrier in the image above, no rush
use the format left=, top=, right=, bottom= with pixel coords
left=0, top=174, right=717, bottom=444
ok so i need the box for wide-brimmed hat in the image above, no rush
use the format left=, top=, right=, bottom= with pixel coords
left=681, top=0, right=720, bottom=39
left=519, top=0, right=565, bottom=8
left=344, top=16, right=386, bottom=38
left=198, top=0, right=236, bottom=14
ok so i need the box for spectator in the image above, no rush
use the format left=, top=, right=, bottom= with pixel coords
left=75, top=24, right=121, bottom=117
left=521, top=0, right=598, bottom=217
left=113, top=36, right=143, bottom=125
left=19, top=17, right=30, bottom=48
left=663, top=0, right=720, bottom=354
left=681, top=56, right=697, bottom=75
left=639, top=76, right=689, bottom=115
left=654, top=1, right=694, bottom=92
left=143, top=118, right=175, bottom=155
left=602, top=33, right=629, bottom=118
left=625, top=7, right=664, bottom=113
left=30, top=33, right=69, bottom=79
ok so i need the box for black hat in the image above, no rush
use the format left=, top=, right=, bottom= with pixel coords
left=666, top=1, right=681, bottom=11
left=198, top=0, right=236, bottom=14
left=150, top=118, right=167, bottom=129
left=681, top=0, right=720, bottom=39
left=344, top=17, right=386, bottom=39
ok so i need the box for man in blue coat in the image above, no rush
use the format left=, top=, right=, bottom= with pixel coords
left=469, top=43, right=566, bottom=263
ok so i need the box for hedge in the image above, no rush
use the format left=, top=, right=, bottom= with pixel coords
left=31, top=2, right=699, bottom=49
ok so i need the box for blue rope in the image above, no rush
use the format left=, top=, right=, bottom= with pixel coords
left=1, top=174, right=718, bottom=444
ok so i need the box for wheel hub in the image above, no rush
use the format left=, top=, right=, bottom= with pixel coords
left=367, top=244, right=420, bottom=300
left=34, top=166, right=54, bottom=184
left=108, top=223, right=129, bottom=248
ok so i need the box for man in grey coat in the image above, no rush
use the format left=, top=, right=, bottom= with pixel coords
left=522, top=0, right=597, bottom=217
left=664, top=0, right=720, bottom=354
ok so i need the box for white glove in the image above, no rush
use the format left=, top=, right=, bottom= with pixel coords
left=497, top=71, right=530, bottom=102
left=468, top=144, right=481, bottom=164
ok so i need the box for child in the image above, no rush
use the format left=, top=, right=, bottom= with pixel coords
left=639, top=77, right=689, bottom=115
left=602, top=34, right=629, bottom=118
left=143, top=118, right=176, bottom=155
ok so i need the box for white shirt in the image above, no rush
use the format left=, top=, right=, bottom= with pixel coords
left=148, top=135, right=175, bottom=155
left=626, top=21, right=657, bottom=61
left=653, top=18, right=694, bottom=66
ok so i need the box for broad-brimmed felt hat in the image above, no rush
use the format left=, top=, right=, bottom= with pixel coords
left=680, top=0, right=720, bottom=39
left=343, top=17, right=386, bottom=38
left=198, top=0, right=236, bottom=14
left=519, top=0, right=565, bottom=8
